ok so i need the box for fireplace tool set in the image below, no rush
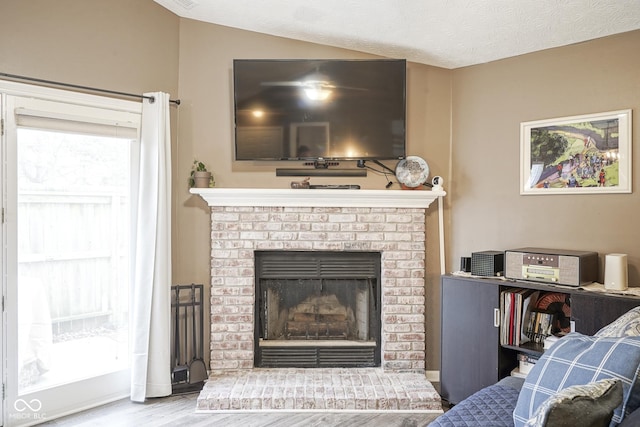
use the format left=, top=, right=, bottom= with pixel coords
left=171, top=284, right=207, bottom=393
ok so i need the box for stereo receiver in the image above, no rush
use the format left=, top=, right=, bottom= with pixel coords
left=504, top=248, right=598, bottom=287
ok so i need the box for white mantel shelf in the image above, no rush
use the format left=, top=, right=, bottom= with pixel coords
left=190, top=187, right=446, bottom=209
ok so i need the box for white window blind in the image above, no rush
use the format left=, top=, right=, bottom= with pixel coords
left=14, top=103, right=139, bottom=139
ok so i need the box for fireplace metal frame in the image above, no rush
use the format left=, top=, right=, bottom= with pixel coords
left=254, top=250, right=382, bottom=368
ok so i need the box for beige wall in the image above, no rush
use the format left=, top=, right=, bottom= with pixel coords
left=447, top=32, right=639, bottom=375
left=450, top=30, right=640, bottom=289
left=0, top=0, right=179, bottom=95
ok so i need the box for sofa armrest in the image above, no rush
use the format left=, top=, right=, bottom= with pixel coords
left=431, top=378, right=524, bottom=427
left=496, top=376, right=525, bottom=391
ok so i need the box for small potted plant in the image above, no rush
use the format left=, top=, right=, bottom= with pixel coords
left=189, top=160, right=214, bottom=188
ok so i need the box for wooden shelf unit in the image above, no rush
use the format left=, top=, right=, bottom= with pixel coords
left=440, top=274, right=640, bottom=404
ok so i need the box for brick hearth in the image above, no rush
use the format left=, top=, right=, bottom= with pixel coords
left=196, top=368, right=443, bottom=413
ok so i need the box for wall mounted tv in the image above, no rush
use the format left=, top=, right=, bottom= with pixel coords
left=233, top=59, right=406, bottom=162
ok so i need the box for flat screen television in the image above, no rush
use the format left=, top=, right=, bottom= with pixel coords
left=233, top=59, right=406, bottom=161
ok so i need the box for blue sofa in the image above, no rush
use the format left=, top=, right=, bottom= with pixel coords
left=431, top=376, right=640, bottom=427
left=432, top=307, right=640, bottom=427
left=431, top=376, right=524, bottom=426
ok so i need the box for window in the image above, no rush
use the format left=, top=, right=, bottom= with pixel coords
left=2, top=85, right=142, bottom=424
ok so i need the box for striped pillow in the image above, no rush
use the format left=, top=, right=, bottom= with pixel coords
left=513, top=333, right=640, bottom=427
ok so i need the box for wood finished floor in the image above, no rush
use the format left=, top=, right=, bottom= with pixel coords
left=38, top=391, right=442, bottom=426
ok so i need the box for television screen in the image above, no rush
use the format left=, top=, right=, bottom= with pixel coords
left=233, top=59, right=406, bottom=161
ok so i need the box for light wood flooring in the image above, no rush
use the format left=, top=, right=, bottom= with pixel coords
left=38, top=391, right=442, bottom=426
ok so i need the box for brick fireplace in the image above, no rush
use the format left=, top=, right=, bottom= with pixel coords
left=191, top=188, right=444, bottom=373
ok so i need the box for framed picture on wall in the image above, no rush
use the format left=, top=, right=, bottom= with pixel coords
left=520, top=109, right=632, bottom=195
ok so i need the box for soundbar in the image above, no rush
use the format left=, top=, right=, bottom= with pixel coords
left=276, top=168, right=367, bottom=177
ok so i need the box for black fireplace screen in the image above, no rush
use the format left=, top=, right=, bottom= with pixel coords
left=262, top=278, right=375, bottom=341
left=255, top=251, right=381, bottom=367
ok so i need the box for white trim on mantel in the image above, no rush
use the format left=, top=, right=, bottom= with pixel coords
left=190, top=187, right=446, bottom=209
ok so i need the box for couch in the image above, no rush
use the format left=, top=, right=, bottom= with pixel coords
left=431, top=307, right=640, bottom=427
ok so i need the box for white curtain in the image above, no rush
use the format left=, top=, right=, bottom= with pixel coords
left=130, top=92, right=172, bottom=402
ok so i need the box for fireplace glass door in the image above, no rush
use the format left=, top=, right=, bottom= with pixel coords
left=255, top=251, right=381, bottom=368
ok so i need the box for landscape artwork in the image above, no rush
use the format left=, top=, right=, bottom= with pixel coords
left=520, top=110, right=632, bottom=194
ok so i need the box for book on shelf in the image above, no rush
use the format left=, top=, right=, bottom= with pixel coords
left=525, top=310, right=556, bottom=344
left=499, top=288, right=539, bottom=346
left=500, top=288, right=572, bottom=348
left=517, top=352, right=540, bottom=375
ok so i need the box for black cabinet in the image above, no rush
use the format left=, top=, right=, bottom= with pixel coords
left=440, top=275, right=514, bottom=404
left=571, top=292, right=640, bottom=336
left=440, top=275, right=640, bottom=404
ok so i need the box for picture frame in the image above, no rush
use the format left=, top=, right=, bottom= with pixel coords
left=520, top=109, right=632, bottom=195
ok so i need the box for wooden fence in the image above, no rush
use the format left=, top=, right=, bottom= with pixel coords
left=18, top=190, right=129, bottom=335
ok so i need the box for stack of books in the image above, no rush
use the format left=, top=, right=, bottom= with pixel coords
left=511, top=352, right=540, bottom=378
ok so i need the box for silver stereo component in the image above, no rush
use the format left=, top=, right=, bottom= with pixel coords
left=505, top=248, right=598, bottom=287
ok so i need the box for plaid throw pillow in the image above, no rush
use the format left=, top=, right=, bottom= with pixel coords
left=595, top=307, right=640, bottom=338
left=513, top=333, right=640, bottom=427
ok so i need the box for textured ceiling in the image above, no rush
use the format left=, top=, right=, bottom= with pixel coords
left=154, top=0, right=640, bottom=69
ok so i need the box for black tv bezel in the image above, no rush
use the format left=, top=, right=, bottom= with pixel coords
left=232, top=58, right=407, bottom=162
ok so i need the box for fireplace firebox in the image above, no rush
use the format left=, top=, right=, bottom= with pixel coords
left=255, top=251, right=381, bottom=368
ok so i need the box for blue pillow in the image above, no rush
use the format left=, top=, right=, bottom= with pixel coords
left=595, top=307, right=640, bottom=338
left=513, top=333, right=640, bottom=427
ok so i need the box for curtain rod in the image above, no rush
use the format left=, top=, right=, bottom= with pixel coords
left=0, top=72, right=180, bottom=105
